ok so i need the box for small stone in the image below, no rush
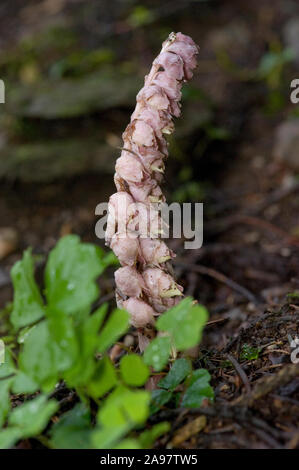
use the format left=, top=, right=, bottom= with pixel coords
left=0, top=227, right=18, bottom=259
left=123, top=334, right=134, bottom=347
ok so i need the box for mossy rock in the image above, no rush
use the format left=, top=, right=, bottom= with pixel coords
left=7, top=68, right=140, bottom=119
left=0, top=138, right=116, bottom=182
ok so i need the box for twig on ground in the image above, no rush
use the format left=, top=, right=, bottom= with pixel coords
left=233, top=363, right=299, bottom=407
left=226, top=353, right=251, bottom=394
left=169, top=415, right=207, bottom=447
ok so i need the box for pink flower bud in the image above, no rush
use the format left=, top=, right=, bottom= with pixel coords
left=122, top=297, right=156, bottom=327
left=115, top=153, right=145, bottom=184
left=110, top=232, right=139, bottom=266
left=106, top=191, right=135, bottom=242
left=166, top=34, right=198, bottom=80
left=115, top=266, right=146, bottom=297
left=137, top=85, right=170, bottom=111
left=143, top=267, right=183, bottom=301
left=131, top=120, right=155, bottom=147
left=153, top=72, right=182, bottom=101
left=153, top=52, right=184, bottom=81
left=140, top=238, right=175, bottom=265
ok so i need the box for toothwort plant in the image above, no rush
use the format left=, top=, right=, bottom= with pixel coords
left=105, top=32, right=199, bottom=348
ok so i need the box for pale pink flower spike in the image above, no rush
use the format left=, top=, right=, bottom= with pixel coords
left=105, top=32, right=199, bottom=349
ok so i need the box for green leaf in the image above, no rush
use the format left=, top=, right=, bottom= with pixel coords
left=139, top=422, right=170, bottom=449
left=19, top=319, right=76, bottom=390
left=50, top=403, right=92, bottom=449
left=93, top=386, right=150, bottom=449
left=81, top=305, right=108, bottom=356
left=150, top=389, right=172, bottom=414
left=181, top=369, right=214, bottom=408
left=0, top=348, right=16, bottom=379
left=65, top=305, right=108, bottom=387
left=158, top=358, right=192, bottom=391
left=12, top=372, right=38, bottom=395
left=102, top=251, right=120, bottom=268
left=98, top=386, right=150, bottom=428
left=46, top=306, right=79, bottom=369
left=115, top=438, right=141, bottom=449
left=45, top=235, right=105, bottom=314
left=188, top=368, right=211, bottom=386
left=8, top=395, right=58, bottom=437
left=10, top=249, right=44, bottom=329
left=120, top=354, right=149, bottom=387
left=157, top=298, right=208, bottom=350
left=17, top=326, right=35, bottom=344
left=19, top=322, right=56, bottom=388
left=97, top=308, right=129, bottom=354
left=91, top=427, right=125, bottom=449
left=86, top=356, right=117, bottom=399
left=143, top=336, right=171, bottom=372
left=0, top=378, right=13, bottom=427
left=0, top=427, right=21, bottom=449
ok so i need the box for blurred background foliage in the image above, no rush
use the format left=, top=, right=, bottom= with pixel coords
left=0, top=0, right=295, bottom=185
left=0, top=0, right=297, bottom=182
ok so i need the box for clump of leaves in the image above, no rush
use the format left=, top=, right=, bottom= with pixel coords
left=0, top=235, right=212, bottom=449
left=150, top=359, right=214, bottom=414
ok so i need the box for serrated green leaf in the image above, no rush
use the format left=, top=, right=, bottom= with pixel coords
left=10, top=249, right=44, bottom=329
left=64, top=304, right=108, bottom=387
left=156, top=298, right=208, bottom=350
left=19, top=319, right=75, bottom=390
left=86, top=356, right=117, bottom=399
left=50, top=403, right=92, bottom=449
left=97, top=308, right=129, bottom=354
left=143, top=336, right=171, bottom=372
left=181, top=369, right=214, bottom=408
left=19, top=322, right=56, bottom=388
left=0, top=427, right=21, bottom=449
left=158, top=358, right=192, bottom=391
left=139, top=422, right=170, bottom=449
left=45, top=235, right=105, bottom=314
left=46, top=307, right=79, bottom=369
left=8, top=395, right=58, bottom=437
left=79, top=304, right=108, bottom=359
left=120, top=354, right=149, bottom=387
left=150, top=389, right=172, bottom=414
